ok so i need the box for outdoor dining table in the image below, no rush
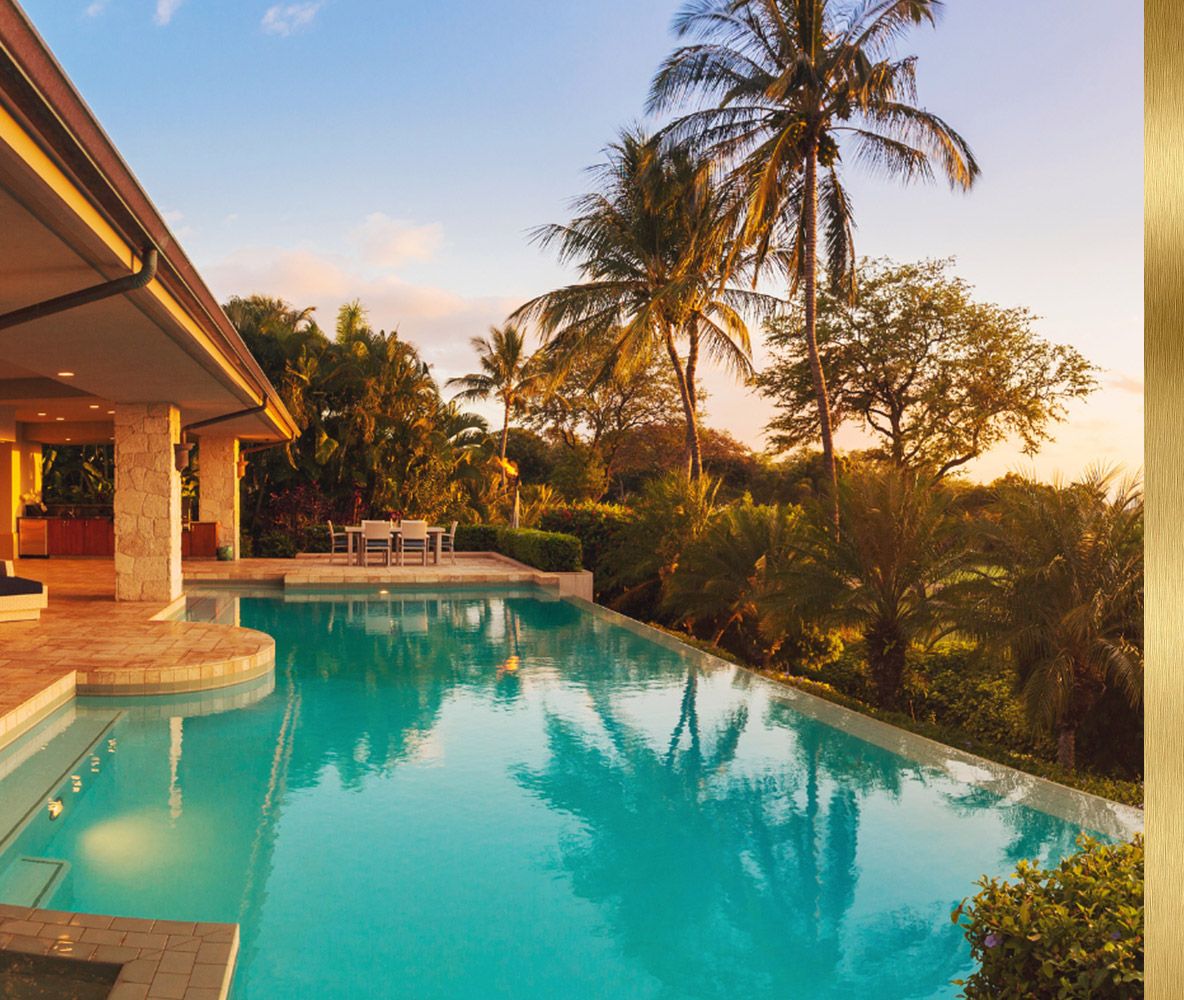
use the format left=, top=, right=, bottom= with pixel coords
left=343, top=524, right=446, bottom=566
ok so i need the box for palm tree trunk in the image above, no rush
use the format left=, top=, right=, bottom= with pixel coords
left=499, top=401, right=511, bottom=487
left=1057, top=726, right=1077, bottom=770
left=685, top=320, right=703, bottom=480
left=664, top=330, right=702, bottom=480
left=802, top=142, right=840, bottom=533
left=866, top=620, right=907, bottom=709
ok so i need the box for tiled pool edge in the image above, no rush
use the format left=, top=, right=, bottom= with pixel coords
left=0, top=903, right=239, bottom=999
left=0, top=595, right=277, bottom=754
left=567, top=596, right=1144, bottom=842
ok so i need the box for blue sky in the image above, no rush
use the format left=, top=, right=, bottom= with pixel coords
left=20, top=0, right=1143, bottom=480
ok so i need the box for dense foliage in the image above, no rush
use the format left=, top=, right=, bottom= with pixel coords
left=952, top=836, right=1143, bottom=999
left=226, top=296, right=501, bottom=547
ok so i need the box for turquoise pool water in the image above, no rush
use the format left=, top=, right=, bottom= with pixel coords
left=0, top=588, right=1128, bottom=998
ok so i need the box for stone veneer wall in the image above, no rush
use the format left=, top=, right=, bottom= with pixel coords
left=114, top=403, right=182, bottom=602
left=198, top=434, right=240, bottom=558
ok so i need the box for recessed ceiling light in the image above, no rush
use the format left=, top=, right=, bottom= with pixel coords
left=106, top=409, right=115, bottom=415
left=88, top=404, right=100, bottom=409
left=55, top=417, right=64, bottom=422
left=57, top=371, right=75, bottom=377
left=36, top=411, right=46, bottom=417
left=65, top=437, right=72, bottom=442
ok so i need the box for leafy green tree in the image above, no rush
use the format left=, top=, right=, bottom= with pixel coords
left=516, top=130, right=774, bottom=479
left=526, top=332, right=683, bottom=484
left=756, top=259, right=1096, bottom=477
left=761, top=464, right=974, bottom=708
left=551, top=443, right=608, bottom=502
left=961, top=471, right=1143, bottom=770
left=503, top=428, right=555, bottom=484
left=447, top=324, right=545, bottom=480
left=650, top=0, right=978, bottom=524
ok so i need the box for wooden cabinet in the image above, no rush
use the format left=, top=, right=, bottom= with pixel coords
left=183, top=522, right=218, bottom=559
left=43, top=518, right=114, bottom=556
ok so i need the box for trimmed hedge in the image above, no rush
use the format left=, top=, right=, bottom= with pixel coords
left=455, top=525, right=583, bottom=573
left=953, top=835, right=1143, bottom=998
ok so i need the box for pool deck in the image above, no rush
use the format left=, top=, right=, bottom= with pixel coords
left=0, top=560, right=275, bottom=754
left=0, top=902, right=238, bottom=1000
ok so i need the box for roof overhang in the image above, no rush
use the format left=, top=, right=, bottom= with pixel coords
left=0, top=1, right=298, bottom=445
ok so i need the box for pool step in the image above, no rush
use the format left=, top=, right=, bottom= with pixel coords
left=0, top=709, right=119, bottom=856
left=0, top=856, right=70, bottom=907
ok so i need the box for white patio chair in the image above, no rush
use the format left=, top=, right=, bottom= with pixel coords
left=327, top=520, right=350, bottom=564
left=439, top=521, right=459, bottom=564
left=397, top=520, right=429, bottom=566
left=361, top=519, right=393, bottom=566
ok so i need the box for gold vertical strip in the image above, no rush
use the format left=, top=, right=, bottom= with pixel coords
left=1146, top=0, right=1183, bottom=994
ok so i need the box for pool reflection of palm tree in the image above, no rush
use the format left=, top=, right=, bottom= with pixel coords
left=248, top=595, right=547, bottom=789
left=516, top=667, right=873, bottom=996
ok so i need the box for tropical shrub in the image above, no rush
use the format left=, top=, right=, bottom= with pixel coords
left=908, top=643, right=1047, bottom=756
left=550, top=444, right=608, bottom=502
left=539, top=503, right=634, bottom=589
left=960, top=470, right=1143, bottom=769
left=255, top=531, right=298, bottom=559
left=663, top=502, right=840, bottom=670
left=952, top=835, right=1143, bottom=999
left=761, top=465, right=975, bottom=708
left=604, top=472, right=720, bottom=616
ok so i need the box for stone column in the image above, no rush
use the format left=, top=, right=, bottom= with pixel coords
left=114, top=403, right=182, bottom=602
left=198, top=434, right=240, bottom=558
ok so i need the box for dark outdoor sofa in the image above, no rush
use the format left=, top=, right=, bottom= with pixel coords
left=0, top=560, right=47, bottom=622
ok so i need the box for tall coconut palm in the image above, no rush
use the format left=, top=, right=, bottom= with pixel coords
left=961, top=470, right=1144, bottom=770
left=515, top=130, right=776, bottom=479
left=447, top=324, right=544, bottom=482
left=649, top=0, right=979, bottom=525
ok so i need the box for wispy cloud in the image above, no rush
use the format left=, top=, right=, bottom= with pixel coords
left=162, top=208, right=195, bottom=241
left=84, top=0, right=109, bottom=17
left=1106, top=371, right=1144, bottom=396
left=154, top=0, right=184, bottom=26
left=351, top=213, right=444, bottom=269
left=206, top=244, right=515, bottom=380
left=261, top=2, right=323, bottom=36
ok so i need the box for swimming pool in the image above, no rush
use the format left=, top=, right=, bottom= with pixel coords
left=0, top=588, right=1140, bottom=998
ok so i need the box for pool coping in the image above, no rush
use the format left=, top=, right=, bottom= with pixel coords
left=0, top=903, right=239, bottom=1000
left=567, top=596, right=1145, bottom=842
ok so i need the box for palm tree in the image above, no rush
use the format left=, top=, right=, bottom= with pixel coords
left=515, top=130, right=776, bottom=479
left=447, top=324, right=544, bottom=482
left=649, top=0, right=979, bottom=524
left=961, top=470, right=1143, bottom=770
left=663, top=502, right=799, bottom=655
left=760, top=464, right=973, bottom=708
